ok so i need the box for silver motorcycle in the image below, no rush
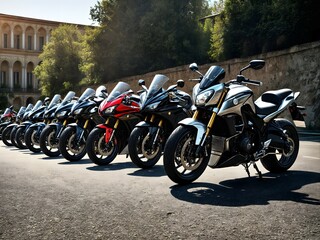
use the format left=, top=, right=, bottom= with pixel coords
left=163, top=60, right=300, bottom=184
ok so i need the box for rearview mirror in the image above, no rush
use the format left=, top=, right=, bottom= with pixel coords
left=176, top=79, right=185, bottom=88
left=249, top=60, right=265, bottom=70
left=138, top=79, right=145, bottom=86
left=189, top=63, right=198, bottom=72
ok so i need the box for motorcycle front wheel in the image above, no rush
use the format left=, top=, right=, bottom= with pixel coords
left=86, top=128, right=118, bottom=166
left=39, top=125, right=60, bottom=157
left=163, top=126, right=210, bottom=185
left=59, top=126, right=87, bottom=161
left=2, top=126, right=13, bottom=146
left=15, top=127, right=28, bottom=149
left=10, top=126, right=19, bottom=148
left=128, top=127, right=162, bottom=169
left=25, top=127, right=42, bottom=153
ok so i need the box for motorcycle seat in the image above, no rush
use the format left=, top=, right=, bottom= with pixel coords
left=261, top=88, right=292, bottom=105
left=254, top=88, right=292, bottom=116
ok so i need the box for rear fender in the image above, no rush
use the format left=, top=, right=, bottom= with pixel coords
left=178, top=118, right=206, bottom=145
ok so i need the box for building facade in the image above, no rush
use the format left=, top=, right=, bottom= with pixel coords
left=0, top=13, right=86, bottom=109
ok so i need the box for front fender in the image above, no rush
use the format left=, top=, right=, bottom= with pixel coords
left=178, top=118, right=206, bottom=145
left=135, top=121, right=151, bottom=128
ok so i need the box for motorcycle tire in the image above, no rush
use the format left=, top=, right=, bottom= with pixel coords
left=39, top=125, right=60, bottom=157
left=163, top=126, right=210, bottom=185
left=260, top=119, right=299, bottom=173
left=15, top=127, right=28, bottom=149
left=25, top=127, right=42, bottom=153
left=128, top=127, right=162, bottom=169
left=2, top=126, right=13, bottom=146
left=59, top=126, right=87, bottom=161
left=10, top=127, right=19, bottom=148
left=86, top=128, right=118, bottom=166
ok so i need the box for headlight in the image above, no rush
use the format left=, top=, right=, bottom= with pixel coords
left=104, top=106, right=116, bottom=114
left=145, top=102, right=160, bottom=110
left=89, top=107, right=97, bottom=114
left=195, top=90, right=214, bottom=106
left=73, top=108, right=83, bottom=115
left=56, top=110, right=67, bottom=118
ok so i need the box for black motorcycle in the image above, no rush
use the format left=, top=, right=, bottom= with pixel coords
left=25, top=94, right=61, bottom=153
left=2, top=104, right=32, bottom=147
left=58, top=86, right=107, bottom=161
left=14, top=99, right=49, bottom=149
left=163, top=60, right=301, bottom=184
left=128, top=74, right=193, bottom=169
left=39, top=91, right=76, bottom=157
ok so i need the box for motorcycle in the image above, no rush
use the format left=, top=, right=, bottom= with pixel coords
left=2, top=104, right=32, bottom=147
left=128, top=75, right=193, bottom=169
left=163, top=60, right=301, bottom=184
left=39, top=91, right=76, bottom=157
left=86, top=82, right=141, bottom=166
left=25, top=94, right=61, bottom=153
left=58, top=86, right=107, bottom=161
left=14, top=99, right=49, bottom=149
left=0, top=106, right=16, bottom=140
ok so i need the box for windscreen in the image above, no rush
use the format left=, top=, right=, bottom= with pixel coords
left=199, top=66, right=225, bottom=90
left=61, top=91, right=76, bottom=106
left=107, top=82, right=130, bottom=101
left=2, top=108, right=11, bottom=116
left=16, top=107, right=26, bottom=118
left=95, top=85, right=107, bottom=98
left=32, top=100, right=43, bottom=111
left=47, top=94, right=61, bottom=109
left=146, top=74, right=169, bottom=100
left=79, top=88, right=95, bottom=102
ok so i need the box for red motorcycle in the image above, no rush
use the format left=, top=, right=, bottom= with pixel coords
left=86, top=82, right=141, bottom=165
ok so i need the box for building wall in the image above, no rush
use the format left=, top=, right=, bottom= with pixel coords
left=0, top=14, right=87, bottom=109
left=101, top=41, right=320, bottom=129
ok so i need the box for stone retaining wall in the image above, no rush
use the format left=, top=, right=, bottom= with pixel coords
left=97, top=41, right=320, bottom=129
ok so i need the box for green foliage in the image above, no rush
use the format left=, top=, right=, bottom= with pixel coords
left=0, top=95, right=9, bottom=110
left=88, top=0, right=211, bottom=82
left=34, top=25, right=84, bottom=97
left=220, top=0, right=320, bottom=59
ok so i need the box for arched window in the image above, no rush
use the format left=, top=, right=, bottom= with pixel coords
left=27, top=62, right=34, bottom=89
left=25, top=26, right=35, bottom=50
left=0, top=61, right=9, bottom=88
left=14, top=25, right=23, bottom=49
left=1, top=23, right=11, bottom=48
left=37, top=27, right=46, bottom=51
left=13, top=61, right=22, bottom=89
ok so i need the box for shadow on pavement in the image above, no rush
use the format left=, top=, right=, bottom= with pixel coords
left=58, top=159, right=93, bottom=165
left=128, top=165, right=166, bottom=177
left=170, top=170, right=320, bottom=206
left=86, top=161, right=136, bottom=171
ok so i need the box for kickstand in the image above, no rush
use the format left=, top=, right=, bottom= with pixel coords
left=253, top=162, right=262, bottom=179
left=244, top=163, right=251, bottom=177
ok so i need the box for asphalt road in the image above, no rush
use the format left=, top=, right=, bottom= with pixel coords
left=0, top=135, right=319, bottom=240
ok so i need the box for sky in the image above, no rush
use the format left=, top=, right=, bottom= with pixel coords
left=0, top=0, right=98, bottom=25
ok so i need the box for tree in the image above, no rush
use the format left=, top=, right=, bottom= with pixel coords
left=88, top=0, right=211, bottom=82
left=34, top=25, right=84, bottom=97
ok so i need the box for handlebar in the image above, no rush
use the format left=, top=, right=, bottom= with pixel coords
left=242, top=79, right=263, bottom=86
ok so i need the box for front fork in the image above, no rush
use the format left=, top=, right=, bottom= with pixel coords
left=146, top=114, right=163, bottom=148
left=194, top=89, right=228, bottom=156
left=101, top=118, right=119, bottom=143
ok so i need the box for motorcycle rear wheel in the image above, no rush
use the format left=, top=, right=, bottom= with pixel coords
left=25, top=127, right=42, bottom=153
left=86, top=128, right=118, bottom=166
left=59, top=126, right=87, bottom=161
left=261, top=119, right=299, bottom=172
left=128, top=127, right=162, bottom=169
left=39, top=125, right=60, bottom=157
left=163, top=126, right=210, bottom=185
